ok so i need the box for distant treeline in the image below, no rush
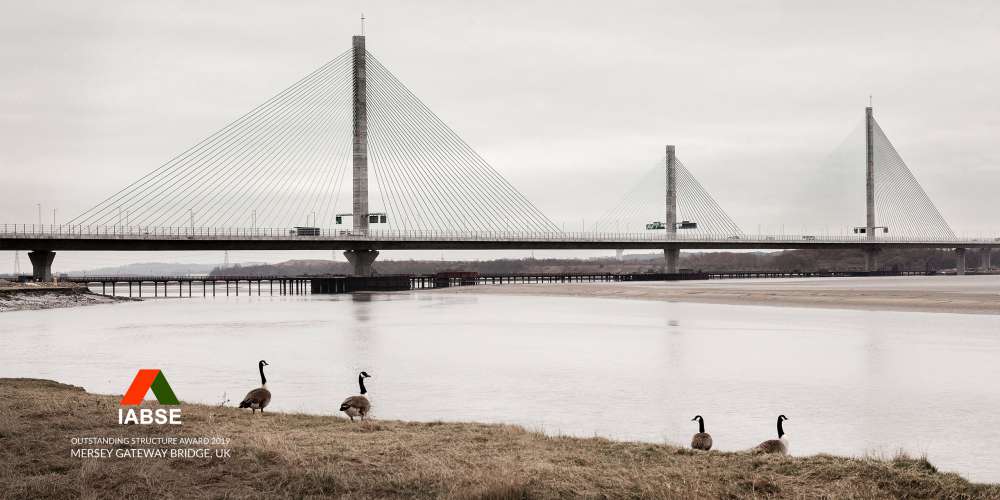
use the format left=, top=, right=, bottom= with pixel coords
left=208, top=248, right=985, bottom=277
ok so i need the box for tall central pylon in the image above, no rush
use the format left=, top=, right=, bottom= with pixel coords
left=345, top=34, right=378, bottom=275
left=352, top=35, right=369, bottom=235
left=864, top=106, right=879, bottom=271
left=664, top=145, right=680, bottom=273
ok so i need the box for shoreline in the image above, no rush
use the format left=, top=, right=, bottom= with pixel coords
left=0, top=283, right=137, bottom=312
left=2, top=378, right=996, bottom=498
left=429, top=277, right=1000, bottom=315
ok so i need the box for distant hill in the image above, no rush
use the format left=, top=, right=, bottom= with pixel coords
left=62, top=247, right=974, bottom=278
left=206, top=248, right=969, bottom=277
left=69, top=262, right=263, bottom=276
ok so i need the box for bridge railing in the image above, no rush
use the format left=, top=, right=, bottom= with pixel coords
left=1, top=223, right=998, bottom=244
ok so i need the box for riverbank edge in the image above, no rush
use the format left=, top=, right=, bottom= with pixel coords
left=429, top=282, right=1000, bottom=315
left=1, top=378, right=996, bottom=499
left=0, top=285, right=138, bottom=312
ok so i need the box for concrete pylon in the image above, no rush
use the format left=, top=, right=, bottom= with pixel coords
left=983, top=248, right=993, bottom=272
left=864, top=106, right=877, bottom=273
left=664, top=145, right=680, bottom=273
left=955, top=248, right=967, bottom=275
left=28, top=250, right=55, bottom=282
left=352, top=35, right=369, bottom=236
left=865, top=107, right=875, bottom=241
left=344, top=249, right=379, bottom=276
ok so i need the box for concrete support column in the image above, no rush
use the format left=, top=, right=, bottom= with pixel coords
left=955, top=248, right=967, bottom=275
left=865, top=106, right=875, bottom=240
left=28, top=250, right=55, bottom=282
left=864, top=246, right=881, bottom=273
left=664, top=247, right=680, bottom=274
left=344, top=249, right=379, bottom=276
left=664, top=145, right=678, bottom=273
left=983, top=248, right=993, bottom=272
left=352, top=35, right=369, bottom=235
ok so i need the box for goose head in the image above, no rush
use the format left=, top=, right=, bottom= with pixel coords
left=360, top=371, right=371, bottom=378
left=777, top=414, right=789, bottom=439
left=691, top=415, right=706, bottom=433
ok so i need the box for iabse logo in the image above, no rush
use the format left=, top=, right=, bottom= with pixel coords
left=118, top=369, right=182, bottom=425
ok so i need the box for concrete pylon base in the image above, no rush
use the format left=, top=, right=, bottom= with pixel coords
left=863, top=247, right=881, bottom=273
left=664, top=247, right=680, bottom=274
left=980, top=248, right=992, bottom=272
left=28, top=250, right=55, bottom=282
left=955, top=248, right=967, bottom=275
left=344, top=249, right=379, bottom=276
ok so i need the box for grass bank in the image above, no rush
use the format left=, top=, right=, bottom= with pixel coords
left=1, top=379, right=996, bottom=499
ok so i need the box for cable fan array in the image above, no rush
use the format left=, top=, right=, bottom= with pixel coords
left=871, top=118, right=955, bottom=239
left=71, top=50, right=355, bottom=229
left=592, top=157, right=743, bottom=236
left=363, top=52, right=558, bottom=234
left=70, top=49, right=559, bottom=234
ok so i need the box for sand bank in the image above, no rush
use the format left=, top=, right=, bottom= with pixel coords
left=0, top=283, right=136, bottom=312
left=432, top=275, right=1000, bottom=315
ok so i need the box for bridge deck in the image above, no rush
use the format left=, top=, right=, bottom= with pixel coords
left=2, top=226, right=997, bottom=251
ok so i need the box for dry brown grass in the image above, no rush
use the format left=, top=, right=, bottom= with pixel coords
left=1, top=378, right=997, bottom=499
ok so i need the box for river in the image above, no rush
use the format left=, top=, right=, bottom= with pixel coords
left=1, top=283, right=998, bottom=482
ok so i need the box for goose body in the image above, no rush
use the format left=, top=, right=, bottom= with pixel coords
left=690, top=415, right=713, bottom=451
left=755, top=415, right=789, bottom=455
left=340, top=371, right=371, bottom=421
left=239, top=360, right=271, bottom=413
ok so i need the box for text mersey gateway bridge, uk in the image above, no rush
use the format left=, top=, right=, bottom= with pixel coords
left=2, top=35, right=996, bottom=280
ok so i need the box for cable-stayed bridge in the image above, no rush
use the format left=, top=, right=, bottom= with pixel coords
left=2, top=35, right=996, bottom=280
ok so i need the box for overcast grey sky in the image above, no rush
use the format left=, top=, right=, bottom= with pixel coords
left=2, top=1, right=998, bottom=272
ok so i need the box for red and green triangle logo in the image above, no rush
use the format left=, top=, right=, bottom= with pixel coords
left=120, top=369, right=180, bottom=405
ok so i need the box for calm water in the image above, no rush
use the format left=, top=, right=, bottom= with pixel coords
left=2, top=283, right=999, bottom=482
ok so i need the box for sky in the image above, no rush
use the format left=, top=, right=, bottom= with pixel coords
left=2, top=1, right=999, bottom=272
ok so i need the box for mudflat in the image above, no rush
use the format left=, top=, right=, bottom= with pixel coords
left=433, top=275, right=1000, bottom=315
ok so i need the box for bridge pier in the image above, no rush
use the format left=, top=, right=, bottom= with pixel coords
left=664, top=247, right=680, bottom=274
left=982, top=248, right=993, bottom=272
left=863, top=247, right=881, bottom=273
left=955, top=248, right=967, bottom=275
left=28, top=250, right=55, bottom=281
left=344, top=249, right=379, bottom=276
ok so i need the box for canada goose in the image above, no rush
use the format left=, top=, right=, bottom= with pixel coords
left=755, top=415, right=789, bottom=454
left=340, top=371, right=371, bottom=421
left=238, top=360, right=271, bottom=414
left=690, top=415, right=713, bottom=451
